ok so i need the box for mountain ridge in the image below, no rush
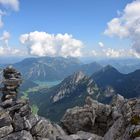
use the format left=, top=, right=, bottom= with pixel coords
left=28, top=71, right=101, bottom=122
left=92, top=65, right=140, bottom=98
left=13, top=56, right=102, bottom=81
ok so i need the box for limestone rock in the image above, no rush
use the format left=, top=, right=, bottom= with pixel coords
left=111, top=94, right=125, bottom=108
left=61, top=105, right=96, bottom=134
left=31, top=117, right=66, bottom=139
left=103, top=117, right=125, bottom=140
left=71, top=131, right=103, bottom=140
left=1, top=130, right=33, bottom=140
left=61, top=97, right=112, bottom=136
left=13, top=113, right=25, bottom=131
left=61, top=95, right=140, bottom=140
left=0, top=125, right=13, bottom=138
left=57, top=131, right=103, bottom=140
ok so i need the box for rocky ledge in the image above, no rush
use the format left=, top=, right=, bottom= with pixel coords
left=61, top=94, right=140, bottom=140
left=0, top=97, right=103, bottom=140
left=0, top=98, right=66, bottom=140
left=0, top=94, right=139, bottom=140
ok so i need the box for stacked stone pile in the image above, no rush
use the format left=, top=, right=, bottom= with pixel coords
left=1, top=66, right=22, bottom=102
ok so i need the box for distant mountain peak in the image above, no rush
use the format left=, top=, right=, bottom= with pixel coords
left=13, top=56, right=102, bottom=81
left=92, top=65, right=121, bottom=78
left=72, top=71, right=86, bottom=83
left=103, top=65, right=117, bottom=72
left=51, top=71, right=99, bottom=104
left=94, top=65, right=121, bottom=76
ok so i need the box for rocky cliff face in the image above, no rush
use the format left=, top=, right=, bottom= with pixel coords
left=52, top=71, right=99, bottom=103
left=61, top=94, right=140, bottom=140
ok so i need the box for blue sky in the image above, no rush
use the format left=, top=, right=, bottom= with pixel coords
left=1, top=0, right=140, bottom=58
left=4, top=0, right=131, bottom=45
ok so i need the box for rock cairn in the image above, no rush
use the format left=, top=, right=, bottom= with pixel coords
left=1, top=66, right=22, bottom=102
left=0, top=67, right=66, bottom=140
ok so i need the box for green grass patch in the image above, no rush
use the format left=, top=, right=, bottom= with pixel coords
left=31, top=104, right=39, bottom=115
left=21, top=91, right=29, bottom=99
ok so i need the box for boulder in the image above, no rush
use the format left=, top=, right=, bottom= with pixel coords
left=13, top=113, right=25, bottom=131
left=1, top=130, right=33, bottom=140
left=31, top=117, right=66, bottom=139
left=0, top=125, right=13, bottom=138
left=61, top=105, right=96, bottom=134
left=71, top=131, right=103, bottom=140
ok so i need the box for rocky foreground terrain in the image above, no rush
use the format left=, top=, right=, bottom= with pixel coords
left=0, top=67, right=139, bottom=140
left=0, top=94, right=139, bottom=140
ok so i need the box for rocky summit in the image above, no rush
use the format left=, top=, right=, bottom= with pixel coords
left=61, top=94, right=140, bottom=140
left=0, top=67, right=140, bottom=140
left=0, top=95, right=139, bottom=140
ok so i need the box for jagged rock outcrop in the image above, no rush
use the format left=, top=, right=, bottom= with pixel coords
left=61, top=94, right=140, bottom=140
left=0, top=98, right=68, bottom=140
left=52, top=71, right=99, bottom=103
left=104, top=95, right=140, bottom=140
left=61, top=97, right=112, bottom=137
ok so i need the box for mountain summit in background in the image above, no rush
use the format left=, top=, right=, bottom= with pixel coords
left=92, top=65, right=140, bottom=98
left=13, top=56, right=102, bottom=81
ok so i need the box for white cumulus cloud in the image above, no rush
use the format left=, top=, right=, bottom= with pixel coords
left=103, top=48, right=126, bottom=58
left=0, top=0, right=19, bottom=28
left=91, top=48, right=140, bottom=58
left=0, top=47, right=21, bottom=56
left=20, top=31, right=84, bottom=57
left=0, top=0, right=19, bottom=11
left=104, top=0, right=140, bottom=54
left=0, top=31, right=25, bottom=56
left=0, top=31, right=10, bottom=47
left=98, top=42, right=104, bottom=48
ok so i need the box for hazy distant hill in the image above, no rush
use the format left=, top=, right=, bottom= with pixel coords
left=92, top=65, right=140, bottom=98
left=91, top=65, right=123, bottom=88
left=98, top=58, right=140, bottom=74
left=13, top=56, right=102, bottom=81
